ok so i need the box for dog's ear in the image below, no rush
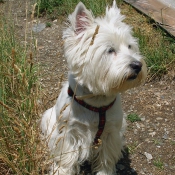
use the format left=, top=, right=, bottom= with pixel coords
left=105, top=0, right=125, bottom=23
left=69, top=2, right=94, bottom=34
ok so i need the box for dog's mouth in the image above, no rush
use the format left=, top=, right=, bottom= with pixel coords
left=127, top=73, right=138, bottom=80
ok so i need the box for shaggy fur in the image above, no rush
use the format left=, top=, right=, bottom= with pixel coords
left=41, top=1, right=147, bottom=175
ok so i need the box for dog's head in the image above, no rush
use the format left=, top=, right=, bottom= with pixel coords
left=63, top=1, right=147, bottom=95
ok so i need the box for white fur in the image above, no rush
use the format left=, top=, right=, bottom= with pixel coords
left=41, top=1, right=147, bottom=175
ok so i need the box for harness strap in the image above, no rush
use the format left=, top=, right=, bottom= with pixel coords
left=68, top=86, right=116, bottom=145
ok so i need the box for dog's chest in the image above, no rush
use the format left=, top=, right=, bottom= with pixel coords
left=69, top=102, right=123, bottom=133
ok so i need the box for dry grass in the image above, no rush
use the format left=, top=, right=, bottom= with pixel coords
left=0, top=3, right=48, bottom=174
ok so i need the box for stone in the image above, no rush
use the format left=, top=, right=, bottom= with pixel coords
left=32, top=23, right=46, bottom=32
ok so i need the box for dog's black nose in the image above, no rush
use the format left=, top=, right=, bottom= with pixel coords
left=130, top=61, right=142, bottom=74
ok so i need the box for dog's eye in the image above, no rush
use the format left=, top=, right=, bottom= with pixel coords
left=128, top=45, right=132, bottom=49
left=108, top=48, right=115, bottom=54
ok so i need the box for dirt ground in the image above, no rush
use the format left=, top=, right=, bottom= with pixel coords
left=2, top=0, right=175, bottom=174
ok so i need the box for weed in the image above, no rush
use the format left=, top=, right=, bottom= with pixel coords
left=37, top=0, right=64, bottom=14
left=127, top=113, right=141, bottom=123
left=127, top=141, right=138, bottom=154
left=153, top=158, right=164, bottom=169
left=152, top=139, right=163, bottom=146
left=171, top=140, right=175, bottom=145
left=46, top=21, right=52, bottom=27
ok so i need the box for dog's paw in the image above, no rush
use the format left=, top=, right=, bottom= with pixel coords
left=96, top=171, right=117, bottom=175
left=48, top=164, right=76, bottom=175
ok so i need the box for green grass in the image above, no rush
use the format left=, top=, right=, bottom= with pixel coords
left=46, top=21, right=52, bottom=27
left=152, top=139, right=163, bottom=146
left=153, top=158, right=164, bottom=169
left=127, top=141, right=138, bottom=154
left=37, top=0, right=115, bottom=16
left=37, top=0, right=64, bottom=14
left=0, top=15, right=44, bottom=175
left=127, top=113, right=141, bottom=123
left=170, top=140, right=175, bottom=145
left=134, top=27, right=175, bottom=78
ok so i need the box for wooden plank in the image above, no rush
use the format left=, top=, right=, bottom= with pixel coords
left=124, top=0, right=175, bottom=37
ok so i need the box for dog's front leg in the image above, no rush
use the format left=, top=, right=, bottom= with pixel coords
left=93, top=130, right=123, bottom=175
left=49, top=162, right=79, bottom=175
left=49, top=151, right=80, bottom=175
left=95, top=162, right=116, bottom=175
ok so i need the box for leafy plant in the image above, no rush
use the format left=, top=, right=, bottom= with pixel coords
left=127, top=113, right=141, bottom=123
left=153, top=158, right=164, bottom=169
left=127, top=141, right=138, bottom=154
left=37, top=0, right=64, bottom=14
left=46, top=21, right=52, bottom=27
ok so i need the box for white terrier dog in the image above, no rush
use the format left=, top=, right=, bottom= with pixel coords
left=41, top=1, right=147, bottom=175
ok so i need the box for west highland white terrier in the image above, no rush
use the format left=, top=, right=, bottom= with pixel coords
left=41, top=1, right=147, bottom=175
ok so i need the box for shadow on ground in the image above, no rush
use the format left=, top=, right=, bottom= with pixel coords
left=80, top=147, right=137, bottom=175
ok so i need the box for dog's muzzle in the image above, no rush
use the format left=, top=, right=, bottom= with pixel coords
left=128, top=61, right=142, bottom=80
